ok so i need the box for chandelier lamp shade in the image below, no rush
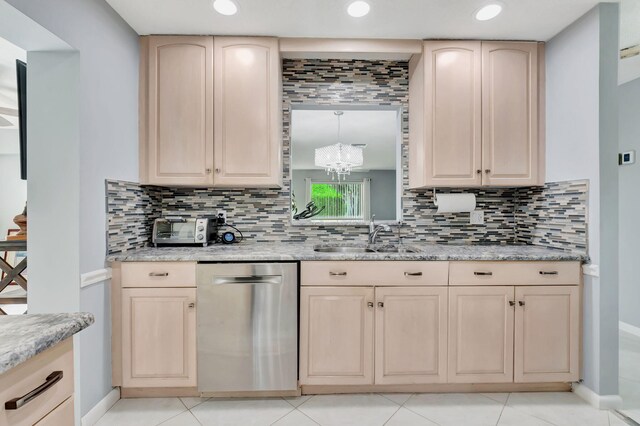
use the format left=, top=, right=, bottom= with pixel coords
left=314, top=111, right=364, bottom=181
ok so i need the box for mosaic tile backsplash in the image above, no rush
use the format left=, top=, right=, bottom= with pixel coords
left=105, top=59, right=588, bottom=255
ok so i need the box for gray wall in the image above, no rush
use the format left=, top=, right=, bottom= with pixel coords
left=292, top=169, right=397, bottom=220
left=619, top=77, right=640, bottom=329
left=6, top=0, right=139, bottom=416
left=546, top=3, right=619, bottom=396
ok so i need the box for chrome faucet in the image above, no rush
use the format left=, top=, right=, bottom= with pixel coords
left=368, top=215, right=391, bottom=244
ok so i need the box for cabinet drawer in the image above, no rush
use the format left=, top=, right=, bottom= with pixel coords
left=449, top=261, right=581, bottom=286
left=122, top=262, right=196, bottom=288
left=301, top=261, right=449, bottom=286
left=0, top=339, right=74, bottom=426
left=35, top=396, right=73, bottom=425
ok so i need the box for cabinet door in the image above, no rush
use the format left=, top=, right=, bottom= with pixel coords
left=300, top=287, right=374, bottom=385
left=423, top=41, right=482, bottom=187
left=482, top=42, right=539, bottom=186
left=514, top=286, right=580, bottom=382
left=213, top=37, right=282, bottom=187
left=448, top=286, right=515, bottom=383
left=375, top=287, right=448, bottom=384
left=146, top=36, right=214, bottom=186
left=122, top=287, right=197, bottom=387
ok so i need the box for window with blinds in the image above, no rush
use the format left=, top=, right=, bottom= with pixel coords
left=307, top=179, right=371, bottom=220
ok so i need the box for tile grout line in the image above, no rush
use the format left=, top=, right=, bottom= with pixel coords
left=494, top=393, right=509, bottom=426
left=293, top=407, right=322, bottom=425
left=400, top=395, right=443, bottom=425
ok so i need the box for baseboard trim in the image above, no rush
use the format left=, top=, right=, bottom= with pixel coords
left=572, top=383, right=623, bottom=410
left=620, top=321, right=640, bottom=338
left=81, top=387, right=120, bottom=426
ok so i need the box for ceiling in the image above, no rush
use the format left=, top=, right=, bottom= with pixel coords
left=291, top=109, right=398, bottom=170
left=106, top=0, right=616, bottom=41
left=0, top=37, right=25, bottom=129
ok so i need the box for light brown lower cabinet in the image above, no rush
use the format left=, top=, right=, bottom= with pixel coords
left=122, top=287, right=197, bottom=388
left=300, top=286, right=448, bottom=386
left=449, top=285, right=580, bottom=384
left=299, top=286, right=375, bottom=385
left=448, top=286, right=515, bottom=383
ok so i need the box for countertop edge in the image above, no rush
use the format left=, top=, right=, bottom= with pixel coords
left=0, top=313, right=95, bottom=375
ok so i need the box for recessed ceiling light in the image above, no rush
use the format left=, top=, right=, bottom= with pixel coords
left=475, top=3, right=503, bottom=21
left=347, top=1, right=370, bottom=18
left=213, top=0, right=238, bottom=16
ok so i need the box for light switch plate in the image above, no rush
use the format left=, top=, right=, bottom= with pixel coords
left=470, top=210, right=484, bottom=225
left=619, top=150, right=636, bottom=165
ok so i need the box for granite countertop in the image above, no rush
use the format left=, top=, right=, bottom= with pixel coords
left=107, top=242, right=586, bottom=262
left=0, top=313, right=94, bottom=374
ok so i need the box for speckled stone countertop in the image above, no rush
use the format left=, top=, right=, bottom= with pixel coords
left=107, top=242, right=586, bottom=262
left=0, top=313, right=94, bottom=374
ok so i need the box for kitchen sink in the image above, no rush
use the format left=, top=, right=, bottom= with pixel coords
left=313, top=245, right=420, bottom=254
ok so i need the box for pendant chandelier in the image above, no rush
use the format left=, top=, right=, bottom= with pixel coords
left=314, top=111, right=364, bottom=181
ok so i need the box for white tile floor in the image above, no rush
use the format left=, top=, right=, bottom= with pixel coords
left=619, top=330, right=640, bottom=423
left=96, top=392, right=626, bottom=426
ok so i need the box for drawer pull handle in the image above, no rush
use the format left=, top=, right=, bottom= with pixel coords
left=5, top=371, right=63, bottom=410
left=474, top=271, right=493, bottom=276
left=539, top=271, right=559, bottom=276
left=404, top=272, right=423, bottom=277
left=378, top=301, right=384, bottom=308
left=367, top=302, right=374, bottom=308
left=149, top=272, right=169, bottom=277
left=519, top=301, right=525, bottom=307
left=329, top=272, right=347, bottom=276
left=188, top=302, right=195, bottom=309
left=509, top=301, right=516, bottom=307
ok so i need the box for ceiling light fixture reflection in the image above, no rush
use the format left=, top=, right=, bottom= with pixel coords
left=213, top=0, right=238, bottom=16
left=347, top=1, right=370, bottom=18
left=475, top=3, right=503, bottom=21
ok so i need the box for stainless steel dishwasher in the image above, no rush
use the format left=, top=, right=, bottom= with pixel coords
left=196, top=263, right=298, bottom=393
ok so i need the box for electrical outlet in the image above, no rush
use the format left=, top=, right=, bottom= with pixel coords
left=470, top=210, right=484, bottom=225
left=217, top=210, right=227, bottom=225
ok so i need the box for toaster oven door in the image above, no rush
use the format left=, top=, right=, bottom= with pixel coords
left=154, top=219, right=196, bottom=244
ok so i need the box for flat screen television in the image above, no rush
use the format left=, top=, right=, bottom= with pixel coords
left=16, top=59, right=26, bottom=180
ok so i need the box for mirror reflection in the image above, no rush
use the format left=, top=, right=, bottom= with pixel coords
left=290, top=107, right=401, bottom=223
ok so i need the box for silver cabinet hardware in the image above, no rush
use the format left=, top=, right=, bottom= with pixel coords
left=377, top=301, right=384, bottom=308
left=539, top=271, right=559, bottom=275
left=329, top=272, right=347, bottom=276
left=519, top=301, right=525, bottom=306
left=474, top=271, right=493, bottom=276
left=149, top=272, right=169, bottom=277
left=188, top=302, right=195, bottom=308
left=509, top=301, right=516, bottom=307
left=367, top=301, right=374, bottom=308
left=404, top=272, right=423, bottom=277
left=5, top=371, right=63, bottom=410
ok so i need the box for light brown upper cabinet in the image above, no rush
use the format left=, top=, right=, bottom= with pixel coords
left=141, top=36, right=215, bottom=186
left=213, top=37, right=282, bottom=187
left=410, top=41, right=545, bottom=188
left=140, top=36, right=282, bottom=187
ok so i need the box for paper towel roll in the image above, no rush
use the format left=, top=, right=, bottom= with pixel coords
left=434, top=193, right=476, bottom=213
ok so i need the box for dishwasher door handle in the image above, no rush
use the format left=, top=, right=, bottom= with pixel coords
left=212, top=275, right=282, bottom=285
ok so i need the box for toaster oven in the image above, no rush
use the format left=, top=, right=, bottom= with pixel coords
left=152, top=217, right=213, bottom=247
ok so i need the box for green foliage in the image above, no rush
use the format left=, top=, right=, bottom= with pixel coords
left=311, top=183, right=341, bottom=200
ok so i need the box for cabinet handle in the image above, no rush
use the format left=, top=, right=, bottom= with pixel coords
left=215, top=168, right=221, bottom=174
left=539, top=271, right=559, bottom=276
left=377, top=301, right=384, bottom=308
left=519, top=301, right=525, bottom=307
left=188, top=302, right=195, bottom=309
left=485, top=169, right=491, bottom=174
left=476, top=169, right=482, bottom=174
left=329, top=272, right=347, bottom=276
left=473, top=271, right=493, bottom=276
left=367, top=302, right=374, bottom=308
left=404, top=272, right=423, bottom=277
left=5, top=371, right=63, bottom=410
left=205, top=168, right=212, bottom=174
left=509, top=301, right=516, bottom=307
left=149, top=272, right=169, bottom=277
